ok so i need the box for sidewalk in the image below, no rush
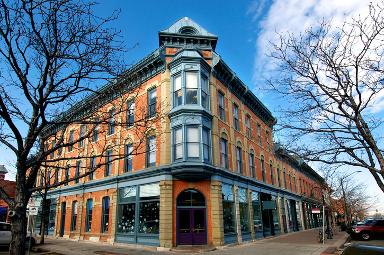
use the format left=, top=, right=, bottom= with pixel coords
left=30, top=229, right=349, bottom=255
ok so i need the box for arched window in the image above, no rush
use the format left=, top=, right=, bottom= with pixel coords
left=249, top=149, right=255, bottom=178
left=220, top=133, right=229, bottom=168
left=101, top=196, right=110, bottom=233
left=71, top=201, right=78, bottom=231
left=177, top=189, right=205, bottom=207
left=269, top=160, right=274, bottom=185
left=261, top=155, right=266, bottom=182
left=236, top=142, right=243, bottom=174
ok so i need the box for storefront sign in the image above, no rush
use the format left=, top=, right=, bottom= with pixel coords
left=312, top=208, right=321, bottom=214
left=262, top=201, right=276, bottom=210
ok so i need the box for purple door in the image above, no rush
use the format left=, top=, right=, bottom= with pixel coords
left=178, top=208, right=207, bottom=245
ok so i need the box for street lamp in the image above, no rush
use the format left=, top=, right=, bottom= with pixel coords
left=340, top=170, right=362, bottom=227
left=310, top=185, right=327, bottom=244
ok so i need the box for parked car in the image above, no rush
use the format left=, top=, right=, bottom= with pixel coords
left=0, top=222, right=35, bottom=247
left=350, top=219, right=384, bottom=240
left=342, top=244, right=384, bottom=255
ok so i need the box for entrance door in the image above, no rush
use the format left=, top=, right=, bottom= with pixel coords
left=59, top=202, right=66, bottom=237
left=178, top=208, right=207, bottom=245
left=177, top=189, right=207, bottom=245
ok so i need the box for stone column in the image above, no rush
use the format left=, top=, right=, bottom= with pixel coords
left=159, top=180, right=173, bottom=248
left=299, top=201, right=305, bottom=230
left=276, top=195, right=284, bottom=234
left=248, top=189, right=255, bottom=240
left=109, top=191, right=118, bottom=243
left=284, top=198, right=290, bottom=233
left=234, top=185, right=242, bottom=243
left=210, top=180, right=224, bottom=246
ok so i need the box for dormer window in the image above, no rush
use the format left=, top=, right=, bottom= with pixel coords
left=178, top=26, right=198, bottom=35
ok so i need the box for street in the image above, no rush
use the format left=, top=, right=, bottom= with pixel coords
left=0, top=229, right=349, bottom=255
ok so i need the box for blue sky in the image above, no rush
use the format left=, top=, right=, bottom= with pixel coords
left=1, top=0, right=383, bottom=213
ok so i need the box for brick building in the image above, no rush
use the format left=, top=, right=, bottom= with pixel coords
left=35, top=17, right=325, bottom=247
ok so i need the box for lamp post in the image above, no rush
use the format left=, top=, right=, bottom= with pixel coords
left=339, top=170, right=362, bottom=227
left=310, top=185, right=327, bottom=244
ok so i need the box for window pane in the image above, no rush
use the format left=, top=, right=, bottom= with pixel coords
left=140, top=183, right=160, bottom=200
left=187, top=127, right=199, bottom=142
left=186, top=72, right=198, bottom=88
left=175, top=75, right=182, bottom=90
left=119, top=187, right=136, bottom=203
left=117, top=203, right=135, bottom=233
left=175, top=144, right=183, bottom=159
left=188, top=144, right=199, bottom=158
left=138, top=201, right=159, bottom=234
left=175, top=128, right=182, bottom=143
left=222, top=184, right=233, bottom=201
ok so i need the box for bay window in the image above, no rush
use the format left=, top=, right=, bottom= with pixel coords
left=187, top=127, right=199, bottom=159
left=174, top=127, right=183, bottom=160
left=174, top=75, right=182, bottom=106
left=201, top=75, right=209, bottom=109
left=186, top=72, right=198, bottom=104
left=202, top=128, right=210, bottom=162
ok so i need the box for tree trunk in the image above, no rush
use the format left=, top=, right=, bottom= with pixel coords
left=9, top=205, right=27, bottom=255
left=39, top=191, right=48, bottom=244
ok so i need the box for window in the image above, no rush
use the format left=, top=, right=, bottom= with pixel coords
left=270, top=161, right=274, bottom=185
left=174, top=127, right=183, bottom=160
left=236, top=144, right=243, bottom=174
left=220, top=134, right=229, bottom=168
left=266, top=130, right=270, bottom=151
left=105, top=150, right=112, bottom=177
left=201, top=75, right=209, bottom=109
left=54, top=168, right=59, bottom=184
left=277, top=167, right=281, bottom=187
left=249, top=150, right=255, bottom=178
left=293, top=176, right=296, bottom=193
left=174, top=75, right=182, bottom=106
left=233, top=104, right=240, bottom=131
left=127, top=100, right=135, bottom=127
left=202, top=128, right=210, bottom=162
left=64, top=165, right=70, bottom=186
left=50, top=141, right=55, bottom=159
left=147, top=88, right=157, bottom=118
left=75, top=161, right=81, bottom=184
left=222, top=184, right=235, bottom=234
left=71, top=201, right=78, bottom=231
left=68, top=130, right=74, bottom=152
left=245, top=115, right=252, bottom=138
left=124, top=144, right=133, bottom=172
left=257, top=124, right=262, bottom=145
left=101, top=196, right=110, bottom=233
left=289, top=174, right=292, bottom=191
left=252, top=192, right=263, bottom=238
left=89, top=157, right=95, bottom=180
left=146, top=136, right=156, bottom=167
left=186, top=72, right=198, bottom=104
left=92, top=120, right=99, bottom=142
left=108, top=109, right=115, bottom=135
left=40, top=173, right=44, bottom=188
left=283, top=168, right=287, bottom=188
left=117, top=187, right=136, bottom=234
left=299, top=178, right=303, bottom=194
left=85, top=199, right=93, bottom=232
left=218, top=91, right=226, bottom=121
left=239, top=188, right=249, bottom=233
left=261, top=156, right=266, bottom=182
left=187, top=127, right=199, bottom=159
left=79, top=125, right=86, bottom=148
left=138, top=183, right=160, bottom=234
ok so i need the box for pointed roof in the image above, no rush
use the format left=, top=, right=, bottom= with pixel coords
left=0, top=165, right=7, bottom=174
left=160, top=17, right=217, bottom=38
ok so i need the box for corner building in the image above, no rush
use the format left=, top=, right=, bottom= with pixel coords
left=38, top=17, right=326, bottom=248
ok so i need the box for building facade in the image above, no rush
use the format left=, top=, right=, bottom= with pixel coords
left=35, top=17, right=325, bottom=247
left=0, top=165, right=15, bottom=223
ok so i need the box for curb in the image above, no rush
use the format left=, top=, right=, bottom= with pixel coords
left=320, top=233, right=349, bottom=255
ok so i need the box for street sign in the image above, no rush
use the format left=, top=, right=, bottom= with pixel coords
left=27, top=206, right=39, bottom=216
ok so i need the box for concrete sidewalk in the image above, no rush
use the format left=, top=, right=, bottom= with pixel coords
left=29, top=229, right=348, bottom=255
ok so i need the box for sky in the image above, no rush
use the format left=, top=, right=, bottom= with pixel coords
left=1, top=0, right=383, bottom=213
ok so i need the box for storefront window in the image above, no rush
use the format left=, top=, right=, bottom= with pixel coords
left=239, top=188, right=249, bottom=233
left=252, top=192, right=263, bottom=238
left=296, top=201, right=302, bottom=230
left=222, top=184, right=236, bottom=234
left=48, top=200, right=56, bottom=234
left=271, top=196, right=280, bottom=235
left=118, top=187, right=136, bottom=234
left=138, top=183, right=160, bottom=234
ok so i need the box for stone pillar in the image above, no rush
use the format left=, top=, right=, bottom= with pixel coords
left=210, top=180, right=224, bottom=246
left=159, top=180, right=173, bottom=248
left=248, top=189, right=255, bottom=240
left=284, top=198, right=290, bottom=233
left=276, top=195, right=284, bottom=234
left=234, top=185, right=242, bottom=243
left=109, top=191, right=118, bottom=243
left=299, top=201, right=305, bottom=230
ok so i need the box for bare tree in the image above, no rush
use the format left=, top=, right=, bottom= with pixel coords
left=268, top=3, right=384, bottom=193
left=0, top=0, right=156, bottom=254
